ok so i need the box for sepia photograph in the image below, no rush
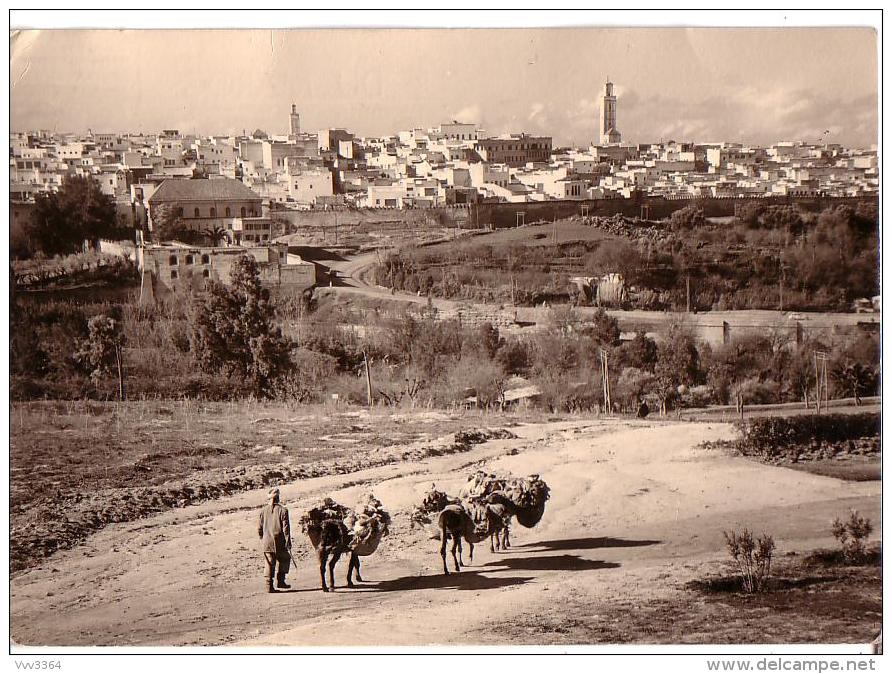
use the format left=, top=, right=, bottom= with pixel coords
left=7, top=8, right=883, bottom=664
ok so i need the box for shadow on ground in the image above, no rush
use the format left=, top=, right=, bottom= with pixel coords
left=360, top=570, right=534, bottom=593
left=483, top=554, right=620, bottom=572
left=286, top=246, right=349, bottom=262
left=518, top=537, right=662, bottom=552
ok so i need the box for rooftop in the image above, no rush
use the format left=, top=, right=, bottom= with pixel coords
left=148, top=177, right=261, bottom=203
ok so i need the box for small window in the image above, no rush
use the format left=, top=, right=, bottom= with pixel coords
left=225, top=207, right=231, bottom=217
left=202, top=269, right=210, bottom=278
left=176, top=207, right=184, bottom=217
left=194, top=208, right=200, bottom=218
left=210, top=207, right=216, bottom=217
left=185, top=255, right=193, bottom=265
left=169, top=255, right=178, bottom=266
left=201, top=254, right=210, bottom=264
left=170, top=269, right=178, bottom=279
left=249, top=209, right=256, bottom=217
left=240, top=207, right=246, bottom=217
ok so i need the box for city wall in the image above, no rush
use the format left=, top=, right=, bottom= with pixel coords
left=475, top=194, right=878, bottom=228
left=272, top=194, right=877, bottom=231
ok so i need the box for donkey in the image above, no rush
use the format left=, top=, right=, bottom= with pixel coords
left=437, top=500, right=504, bottom=574
left=305, top=518, right=351, bottom=592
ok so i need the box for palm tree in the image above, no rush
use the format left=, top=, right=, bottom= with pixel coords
left=205, top=226, right=228, bottom=246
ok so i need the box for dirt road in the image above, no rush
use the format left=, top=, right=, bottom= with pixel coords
left=10, top=419, right=880, bottom=647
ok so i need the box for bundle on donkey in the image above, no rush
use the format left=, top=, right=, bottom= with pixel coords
left=489, top=474, right=551, bottom=529
left=299, top=494, right=391, bottom=592
left=342, top=494, right=391, bottom=586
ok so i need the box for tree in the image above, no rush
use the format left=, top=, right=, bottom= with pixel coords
left=653, top=323, right=701, bottom=414
left=619, top=330, right=658, bottom=372
left=496, top=337, right=533, bottom=376
left=448, top=354, right=507, bottom=409
left=76, top=313, right=126, bottom=400
left=190, top=255, right=293, bottom=397
left=586, top=307, right=620, bottom=347
left=152, top=203, right=204, bottom=244
left=668, top=204, right=706, bottom=231
left=478, top=322, right=502, bottom=359
left=28, top=175, right=121, bottom=256
left=206, top=225, right=229, bottom=246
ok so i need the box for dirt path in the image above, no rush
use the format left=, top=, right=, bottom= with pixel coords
left=10, top=419, right=880, bottom=647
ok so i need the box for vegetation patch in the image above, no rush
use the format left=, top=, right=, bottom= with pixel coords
left=10, top=399, right=523, bottom=574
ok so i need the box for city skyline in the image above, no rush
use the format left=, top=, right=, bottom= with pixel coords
left=10, top=27, right=879, bottom=148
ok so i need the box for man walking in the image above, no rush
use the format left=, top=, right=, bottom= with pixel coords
left=258, top=487, right=292, bottom=593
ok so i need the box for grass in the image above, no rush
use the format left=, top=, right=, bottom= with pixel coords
left=10, top=399, right=546, bottom=572
left=480, top=548, right=882, bottom=645
left=11, top=399, right=541, bottom=508
left=778, top=458, right=881, bottom=482
left=423, top=220, right=621, bottom=252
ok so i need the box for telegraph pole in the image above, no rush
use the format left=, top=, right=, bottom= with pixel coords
left=814, top=351, right=829, bottom=413
left=363, top=350, right=373, bottom=407
left=600, top=348, right=612, bottom=414
left=686, top=275, right=691, bottom=313
left=779, top=264, right=786, bottom=313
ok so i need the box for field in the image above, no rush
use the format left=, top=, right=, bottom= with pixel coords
left=10, top=401, right=539, bottom=572
left=10, top=402, right=881, bottom=647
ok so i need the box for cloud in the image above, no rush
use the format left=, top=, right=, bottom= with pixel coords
left=450, top=104, right=482, bottom=125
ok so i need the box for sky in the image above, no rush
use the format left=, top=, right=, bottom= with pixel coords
left=9, top=27, right=879, bottom=147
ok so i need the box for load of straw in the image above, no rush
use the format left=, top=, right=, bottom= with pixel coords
left=344, top=494, right=391, bottom=554
left=459, top=470, right=508, bottom=499
left=504, top=474, right=550, bottom=528
left=299, top=497, right=353, bottom=535
left=410, top=484, right=460, bottom=526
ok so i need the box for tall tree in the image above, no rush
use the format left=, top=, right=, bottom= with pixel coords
left=76, top=313, right=126, bottom=400
left=29, top=175, right=121, bottom=256
left=190, top=255, right=293, bottom=397
left=653, top=323, right=701, bottom=414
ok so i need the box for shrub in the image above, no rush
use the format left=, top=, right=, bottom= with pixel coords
left=736, top=412, right=880, bottom=460
left=831, top=509, right=873, bottom=564
left=723, top=528, right=775, bottom=593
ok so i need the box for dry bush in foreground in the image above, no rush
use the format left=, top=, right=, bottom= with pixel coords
left=832, top=509, right=873, bottom=564
left=723, top=528, right=775, bottom=593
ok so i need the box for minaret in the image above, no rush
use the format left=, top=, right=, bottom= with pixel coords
left=289, top=103, right=301, bottom=138
left=599, top=78, right=621, bottom=145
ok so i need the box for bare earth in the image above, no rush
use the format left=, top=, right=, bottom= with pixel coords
left=10, top=418, right=881, bottom=647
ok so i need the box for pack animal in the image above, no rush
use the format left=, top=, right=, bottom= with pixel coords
left=437, top=499, right=505, bottom=574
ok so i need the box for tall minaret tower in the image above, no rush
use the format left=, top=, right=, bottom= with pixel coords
left=599, top=79, right=621, bottom=145
left=289, top=103, right=301, bottom=138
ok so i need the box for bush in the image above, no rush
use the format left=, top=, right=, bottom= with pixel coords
left=736, top=412, right=880, bottom=460
left=832, top=509, right=873, bottom=564
left=723, top=528, right=775, bottom=594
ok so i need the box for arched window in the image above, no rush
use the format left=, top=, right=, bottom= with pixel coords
left=185, top=255, right=193, bottom=265
left=194, top=207, right=200, bottom=218
left=170, top=269, right=178, bottom=279
left=202, top=269, right=210, bottom=278
left=169, top=255, right=178, bottom=266
left=241, top=207, right=246, bottom=217
left=201, top=254, right=210, bottom=264
left=210, top=207, right=216, bottom=218
left=225, top=207, right=231, bottom=217
left=249, top=208, right=255, bottom=217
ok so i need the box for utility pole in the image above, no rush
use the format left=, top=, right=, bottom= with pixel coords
left=363, top=350, right=373, bottom=407
left=779, top=263, right=787, bottom=313
left=814, top=351, right=829, bottom=413
left=686, top=274, right=691, bottom=313
left=600, top=348, right=612, bottom=414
